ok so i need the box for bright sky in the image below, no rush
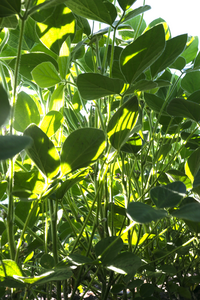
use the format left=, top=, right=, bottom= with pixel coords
left=138, top=0, right=200, bottom=40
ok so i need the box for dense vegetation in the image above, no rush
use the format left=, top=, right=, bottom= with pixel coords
left=1, top=0, right=200, bottom=299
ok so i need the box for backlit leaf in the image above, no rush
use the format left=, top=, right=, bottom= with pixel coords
left=77, top=73, right=124, bottom=100
left=32, top=62, right=61, bottom=88
left=61, top=128, right=106, bottom=175
left=107, top=96, right=139, bottom=150
left=120, top=24, right=165, bottom=83
left=24, top=124, right=60, bottom=179
left=40, top=111, right=64, bottom=137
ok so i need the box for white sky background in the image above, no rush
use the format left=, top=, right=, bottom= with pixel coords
left=137, top=0, right=200, bottom=39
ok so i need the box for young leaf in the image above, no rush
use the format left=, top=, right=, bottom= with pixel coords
left=171, top=203, right=200, bottom=222
left=24, top=124, right=60, bottom=179
left=0, top=135, right=33, bottom=161
left=107, top=96, right=139, bottom=150
left=61, top=128, right=106, bottom=175
left=0, top=0, right=21, bottom=17
left=127, top=202, right=167, bottom=223
left=0, top=84, right=10, bottom=127
left=150, top=34, right=187, bottom=78
left=36, top=5, right=75, bottom=55
left=65, top=0, right=117, bottom=25
left=150, top=181, right=186, bottom=208
left=77, top=73, right=124, bottom=100
left=167, top=98, right=200, bottom=122
left=40, top=111, right=64, bottom=137
left=120, top=24, right=165, bottom=83
left=32, top=62, right=61, bottom=88
left=14, top=92, right=40, bottom=132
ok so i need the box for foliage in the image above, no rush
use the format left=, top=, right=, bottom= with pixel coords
left=0, top=0, right=200, bottom=299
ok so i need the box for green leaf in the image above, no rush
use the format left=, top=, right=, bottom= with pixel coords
left=181, top=36, right=199, bottom=64
left=107, top=96, right=139, bottom=150
left=0, top=135, right=33, bottom=161
left=9, top=53, right=58, bottom=81
left=0, top=84, right=10, bottom=127
left=61, top=128, right=106, bottom=175
left=169, top=56, right=186, bottom=71
left=0, top=0, right=21, bottom=17
left=32, top=62, right=61, bottom=88
left=36, top=5, right=75, bottom=55
left=14, top=92, right=40, bottom=132
left=185, top=147, right=200, bottom=183
left=24, top=124, right=60, bottom=179
left=144, top=93, right=166, bottom=114
left=150, top=34, right=187, bottom=78
left=49, top=85, right=65, bottom=111
left=77, top=73, right=124, bottom=100
left=167, top=98, right=200, bottom=122
left=40, top=254, right=55, bottom=269
left=171, top=203, right=200, bottom=222
left=181, top=71, right=200, bottom=94
left=0, top=181, right=7, bottom=201
left=140, top=283, right=155, bottom=297
left=16, top=268, right=72, bottom=285
left=67, top=253, right=93, bottom=266
left=121, top=133, right=142, bottom=154
left=120, top=24, right=165, bottom=83
left=65, top=0, right=117, bottom=25
left=0, top=15, right=18, bottom=29
left=0, top=260, right=22, bottom=277
left=15, top=201, right=40, bottom=229
left=58, top=36, right=71, bottom=79
left=121, top=5, right=151, bottom=22
left=127, top=202, right=167, bottom=224
left=150, top=181, right=186, bottom=208
left=95, top=237, right=123, bottom=264
left=118, top=0, right=137, bottom=11
left=107, top=252, right=141, bottom=275
left=55, top=169, right=87, bottom=199
left=40, top=111, right=64, bottom=137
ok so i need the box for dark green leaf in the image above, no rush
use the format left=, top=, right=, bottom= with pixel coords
left=121, top=5, right=151, bottom=22
left=0, top=15, right=18, bottom=29
left=171, top=203, right=200, bottom=222
left=150, top=181, right=186, bottom=208
left=0, top=84, right=10, bottom=127
left=65, top=0, right=117, bottom=25
left=77, top=73, right=124, bottom=100
left=107, top=96, right=139, bottom=150
left=118, top=0, right=137, bottom=11
left=0, top=0, right=21, bottom=17
left=185, top=147, right=200, bottom=183
left=107, top=252, right=141, bottom=275
left=140, top=283, right=155, bottom=297
left=127, top=202, right=167, bottom=223
left=121, top=133, right=142, bottom=153
left=151, top=34, right=187, bottom=78
left=181, top=71, right=200, bottom=94
left=67, top=254, right=93, bottom=266
left=61, top=128, right=106, bottom=175
left=0, top=181, right=7, bottom=201
left=120, top=24, right=165, bottom=83
left=40, top=254, right=55, bottom=269
left=95, top=237, right=123, bottom=264
left=0, top=135, right=33, bottom=161
left=169, top=56, right=186, bottom=71
left=144, top=93, right=166, bottom=114
left=167, top=98, right=200, bottom=122
left=14, top=92, right=40, bottom=132
left=15, top=201, right=40, bottom=229
left=24, top=124, right=60, bottom=179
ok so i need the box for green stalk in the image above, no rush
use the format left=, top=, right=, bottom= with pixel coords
left=49, top=199, right=61, bottom=300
